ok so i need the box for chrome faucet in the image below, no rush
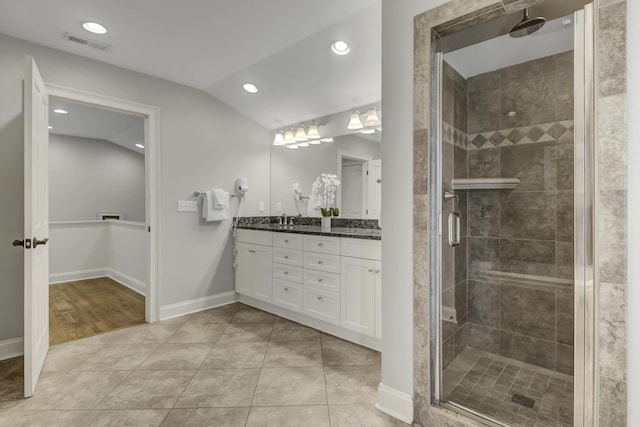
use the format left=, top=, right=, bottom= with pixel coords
left=279, top=212, right=287, bottom=226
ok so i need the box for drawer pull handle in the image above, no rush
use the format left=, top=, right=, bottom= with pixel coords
left=284, top=255, right=289, bottom=259
left=284, top=239, right=289, bottom=243
left=317, top=261, right=323, bottom=265
left=284, top=271, right=289, bottom=275
left=317, top=296, right=323, bottom=301
left=249, top=250, right=256, bottom=254
left=317, top=243, right=323, bottom=247
left=284, top=287, right=289, bottom=292
left=318, top=278, right=324, bottom=283
left=368, top=269, right=373, bottom=273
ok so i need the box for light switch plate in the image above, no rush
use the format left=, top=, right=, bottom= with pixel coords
left=178, top=200, right=197, bottom=212
left=276, top=202, right=282, bottom=212
left=258, top=201, right=265, bottom=212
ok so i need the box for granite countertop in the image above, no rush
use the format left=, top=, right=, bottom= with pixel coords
left=235, top=223, right=381, bottom=240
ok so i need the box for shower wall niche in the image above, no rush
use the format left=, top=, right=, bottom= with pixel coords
left=442, top=51, right=575, bottom=376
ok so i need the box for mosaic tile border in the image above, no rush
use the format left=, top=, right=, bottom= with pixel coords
left=442, top=121, right=468, bottom=150
left=466, top=120, right=574, bottom=150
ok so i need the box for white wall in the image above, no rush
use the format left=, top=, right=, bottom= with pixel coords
left=380, top=0, right=448, bottom=404
left=49, top=221, right=146, bottom=294
left=270, top=134, right=379, bottom=215
left=627, top=0, right=639, bottom=423
left=49, top=134, right=145, bottom=222
left=0, top=33, right=271, bottom=343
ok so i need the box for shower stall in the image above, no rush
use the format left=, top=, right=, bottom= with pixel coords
left=428, top=3, right=594, bottom=426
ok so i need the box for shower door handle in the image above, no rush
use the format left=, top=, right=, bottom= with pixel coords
left=448, top=212, right=460, bottom=247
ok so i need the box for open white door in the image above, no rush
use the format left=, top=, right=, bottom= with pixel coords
left=367, top=159, right=382, bottom=219
left=22, top=56, right=50, bottom=398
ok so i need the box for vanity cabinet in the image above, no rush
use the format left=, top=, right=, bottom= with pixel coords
left=235, top=231, right=273, bottom=303
left=234, top=229, right=382, bottom=346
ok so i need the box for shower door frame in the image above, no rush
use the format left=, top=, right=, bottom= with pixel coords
left=426, top=3, right=597, bottom=426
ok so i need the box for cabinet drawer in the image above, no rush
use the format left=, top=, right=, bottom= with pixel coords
left=341, top=238, right=381, bottom=260
left=303, top=252, right=340, bottom=274
left=303, top=286, right=340, bottom=325
left=273, top=248, right=303, bottom=267
left=237, top=229, right=272, bottom=246
left=273, top=279, right=302, bottom=313
left=273, top=264, right=303, bottom=283
left=303, top=235, right=340, bottom=255
left=304, top=269, right=340, bottom=292
left=273, top=233, right=303, bottom=250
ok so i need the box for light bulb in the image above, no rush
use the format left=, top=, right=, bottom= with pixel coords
left=295, top=126, right=308, bottom=141
left=364, top=107, right=381, bottom=126
left=347, top=111, right=363, bottom=130
left=284, top=129, right=296, bottom=143
left=307, top=123, right=321, bottom=140
left=273, top=131, right=285, bottom=145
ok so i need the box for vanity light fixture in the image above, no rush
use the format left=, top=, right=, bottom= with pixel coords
left=307, top=122, right=321, bottom=140
left=331, top=40, right=350, bottom=55
left=294, top=125, right=308, bottom=141
left=53, top=109, right=68, bottom=114
left=242, top=82, right=258, bottom=93
left=364, top=105, right=381, bottom=126
left=273, top=130, right=285, bottom=145
left=320, top=137, right=334, bottom=143
left=284, top=129, right=296, bottom=144
left=135, top=143, right=145, bottom=149
left=82, top=21, right=107, bottom=34
left=347, top=109, right=363, bottom=130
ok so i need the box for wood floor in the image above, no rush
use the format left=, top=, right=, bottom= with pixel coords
left=49, top=277, right=145, bottom=346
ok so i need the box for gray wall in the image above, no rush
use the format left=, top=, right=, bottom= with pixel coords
left=49, top=134, right=145, bottom=222
left=0, top=34, right=271, bottom=343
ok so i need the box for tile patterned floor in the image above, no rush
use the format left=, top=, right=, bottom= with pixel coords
left=443, top=348, right=574, bottom=427
left=0, top=303, right=407, bottom=427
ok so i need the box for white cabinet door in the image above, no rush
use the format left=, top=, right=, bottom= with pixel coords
left=341, top=257, right=380, bottom=337
left=236, top=242, right=272, bottom=302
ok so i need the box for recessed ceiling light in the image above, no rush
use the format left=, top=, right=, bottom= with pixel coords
left=507, top=111, right=517, bottom=117
left=48, top=125, right=52, bottom=130
left=82, top=21, right=107, bottom=34
left=53, top=109, right=68, bottom=114
left=331, top=40, right=350, bottom=55
left=242, top=83, right=258, bottom=93
left=135, top=144, right=145, bottom=149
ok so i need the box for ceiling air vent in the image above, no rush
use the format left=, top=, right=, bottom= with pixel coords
left=63, top=32, right=111, bottom=51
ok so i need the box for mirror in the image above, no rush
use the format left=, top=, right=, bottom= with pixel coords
left=270, top=133, right=381, bottom=219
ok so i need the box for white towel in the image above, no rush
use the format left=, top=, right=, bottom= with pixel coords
left=203, top=190, right=229, bottom=222
left=212, top=189, right=226, bottom=209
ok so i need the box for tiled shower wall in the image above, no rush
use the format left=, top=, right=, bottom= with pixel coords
left=464, top=53, right=575, bottom=375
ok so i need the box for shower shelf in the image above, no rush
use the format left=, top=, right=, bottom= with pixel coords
left=451, top=178, right=520, bottom=190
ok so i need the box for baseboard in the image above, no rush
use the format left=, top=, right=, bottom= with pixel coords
left=376, top=383, right=414, bottom=424
left=0, top=337, right=23, bottom=361
left=159, top=291, right=237, bottom=320
left=49, top=268, right=108, bottom=284
left=106, top=268, right=146, bottom=296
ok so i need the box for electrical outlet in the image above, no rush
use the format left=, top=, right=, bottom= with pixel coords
left=276, top=202, right=282, bottom=212
left=177, top=200, right=197, bottom=212
left=258, top=201, right=265, bottom=212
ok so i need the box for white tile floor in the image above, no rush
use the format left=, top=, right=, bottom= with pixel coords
left=0, top=303, right=407, bottom=427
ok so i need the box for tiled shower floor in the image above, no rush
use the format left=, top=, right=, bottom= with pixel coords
left=444, top=348, right=573, bottom=427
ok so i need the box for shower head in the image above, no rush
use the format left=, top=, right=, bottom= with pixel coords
left=509, top=8, right=546, bottom=38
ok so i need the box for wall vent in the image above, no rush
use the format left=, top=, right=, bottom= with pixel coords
left=63, top=32, right=111, bottom=51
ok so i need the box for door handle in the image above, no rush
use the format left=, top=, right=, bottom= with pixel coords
left=33, top=237, right=48, bottom=248
left=448, top=212, right=460, bottom=247
left=13, top=239, right=32, bottom=249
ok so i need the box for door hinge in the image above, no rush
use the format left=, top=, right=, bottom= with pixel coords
left=366, top=170, right=369, bottom=175
left=147, top=226, right=151, bottom=232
